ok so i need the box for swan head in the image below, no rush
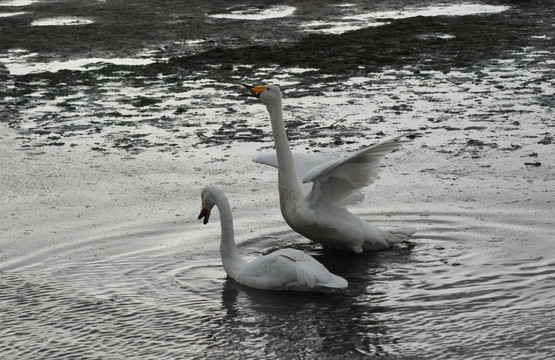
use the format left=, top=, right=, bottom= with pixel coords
left=198, top=185, right=223, bottom=225
left=242, top=84, right=282, bottom=106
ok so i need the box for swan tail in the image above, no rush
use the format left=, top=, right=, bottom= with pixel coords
left=295, top=259, right=348, bottom=290
left=322, top=274, right=348, bottom=290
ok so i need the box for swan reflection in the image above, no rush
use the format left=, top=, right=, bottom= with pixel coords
left=215, top=248, right=411, bottom=357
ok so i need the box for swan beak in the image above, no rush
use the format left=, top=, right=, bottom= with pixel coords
left=242, top=84, right=267, bottom=98
left=198, top=203, right=210, bottom=225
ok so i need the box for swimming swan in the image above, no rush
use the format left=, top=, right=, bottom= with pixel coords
left=198, top=185, right=348, bottom=292
left=244, top=84, right=415, bottom=253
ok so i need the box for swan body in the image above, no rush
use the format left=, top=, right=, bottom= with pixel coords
left=244, top=84, right=415, bottom=253
left=198, top=185, right=348, bottom=292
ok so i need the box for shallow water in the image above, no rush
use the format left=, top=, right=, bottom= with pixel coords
left=1, top=208, right=553, bottom=359
left=1, top=0, right=554, bottom=358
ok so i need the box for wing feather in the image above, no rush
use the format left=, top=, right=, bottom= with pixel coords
left=277, top=249, right=334, bottom=288
left=253, top=152, right=340, bottom=178
left=303, top=135, right=412, bottom=206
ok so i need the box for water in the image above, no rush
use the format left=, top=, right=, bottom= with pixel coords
left=1, top=209, right=553, bottom=358
left=1, top=0, right=554, bottom=358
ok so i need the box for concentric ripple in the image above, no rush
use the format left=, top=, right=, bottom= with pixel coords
left=1, top=208, right=553, bottom=359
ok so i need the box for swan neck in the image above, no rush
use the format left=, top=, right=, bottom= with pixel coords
left=214, top=192, right=246, bottom=278
left=266, top=102, right=303, bottom=193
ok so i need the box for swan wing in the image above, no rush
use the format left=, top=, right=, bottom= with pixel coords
left=302, top=135, right=411, bottom=206
left=253, top=152, right=340, bottom=178
left=237, top=249, right=346, bottom=290
left=254, top=152, right=363, bottom=205
left=237, top=253, right=298, bottom=289
left=273, top=249, right=347, bottom=289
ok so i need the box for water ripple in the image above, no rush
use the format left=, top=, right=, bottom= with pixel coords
left=1, top=209, right=553, bottom=358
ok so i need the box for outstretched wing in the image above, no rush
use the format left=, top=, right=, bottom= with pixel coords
left=254, top=151, right=363, bottom=205
left=253, top=152, right=340, bottom=179
left=302, top=135, right=412, bottom=207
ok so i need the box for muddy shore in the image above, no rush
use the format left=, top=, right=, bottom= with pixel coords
left=1, top=1, right=554, bottom=153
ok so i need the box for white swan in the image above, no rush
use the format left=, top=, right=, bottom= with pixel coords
left=198, top=185, right=348, bottom=292
left=244, top=84, right=415, bottom=253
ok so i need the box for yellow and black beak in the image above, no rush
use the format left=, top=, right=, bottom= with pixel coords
left=242, top=84, right=267, bottom=98
left=198, top=202, right=210, bottom=225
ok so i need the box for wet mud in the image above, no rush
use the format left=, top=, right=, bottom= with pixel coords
left=1, top=1, right=553, bottom=155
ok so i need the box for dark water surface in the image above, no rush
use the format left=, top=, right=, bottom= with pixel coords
left=1, top=0, right=554, bottom=359
left=1, top=209, right=553, bottom=359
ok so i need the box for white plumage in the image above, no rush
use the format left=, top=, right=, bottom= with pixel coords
left=198, top=185, right=348, bottom=292
left=245, top=84, right=416, bottom=253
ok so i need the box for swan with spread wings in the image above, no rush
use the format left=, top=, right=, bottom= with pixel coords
left=244, top=84, right=415, bottom=253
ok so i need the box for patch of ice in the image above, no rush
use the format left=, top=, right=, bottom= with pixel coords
left=231, top=65, right=254, bottom=72
left=417, top=33, right=456, bottom=40
left=0, top=11, right=26, bottom=17
left=3, top=57, right=158, bottom=76
left=208, top=5, right=295, bottom=20
left=31, top=17, right=94, bottom=26
left=0, top=49, right=37, bottom=67
left=496, top=59, right=516, bottom=64
left=530, top=35, right=551, bottom=40
left=0, top=0, right=35, bottom=6
left=301, top=20, right=386, bottom=34
left=345, top=77, right=372, bottom=86
left=524, top=50, right=552, bottom=59
left=257, top=66, right=280, bottom=72
left=303, top=3, right=509, bottom=34
left=0, top=11, right=27, bottom=17
left=344, top=4, right=510, bottom=21
left=6, top=48, right=34, bottom=55
left=185, top=39, right=206, bottom=46
left=287, top=68, right=318, bottom=74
